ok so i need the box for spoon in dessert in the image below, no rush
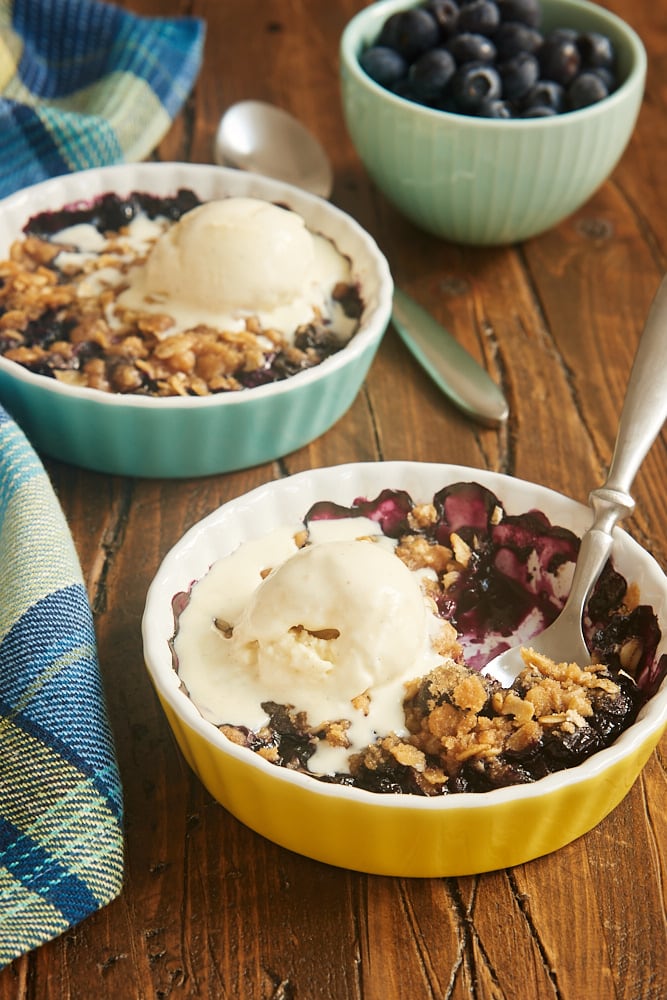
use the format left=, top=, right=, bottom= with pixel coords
left=213, top=100, right=509, bottom=427
left=483, top=275, right=667, bottom=687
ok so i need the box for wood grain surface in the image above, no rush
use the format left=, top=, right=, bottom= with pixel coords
left=1, top=1, right=666, bottom=997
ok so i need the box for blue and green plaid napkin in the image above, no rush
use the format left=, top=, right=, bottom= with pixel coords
left=0, top=405, right=124, bottom=968
left=0, top=0, right=206, bottom=199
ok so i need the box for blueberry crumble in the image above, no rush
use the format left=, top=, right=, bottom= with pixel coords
left=0, top=190, right=363, bottom=396
left=171, top=482, right=666, bottom=796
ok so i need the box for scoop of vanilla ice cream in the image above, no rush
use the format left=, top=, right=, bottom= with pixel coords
left=174, top=523, right=448, bottom=773
left=118, top=196, right=351, bottom=336
left=233, top=539, right=427, bottom=702
left=142, top=198, right=315, bottom=313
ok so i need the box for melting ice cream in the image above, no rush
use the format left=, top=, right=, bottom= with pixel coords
left=174, top=517, right=446, bottom=773
left=119, top=196, right=355, bottom=336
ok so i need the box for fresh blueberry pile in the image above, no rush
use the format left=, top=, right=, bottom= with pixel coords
left=359, top=0, right=618, bottom=118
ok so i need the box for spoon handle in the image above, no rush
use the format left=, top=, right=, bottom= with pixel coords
left=560, top=274, right=667, bottom=622
left=391, top=289, right=509, bottom=427
left=603, top=274, right=667, bottom=497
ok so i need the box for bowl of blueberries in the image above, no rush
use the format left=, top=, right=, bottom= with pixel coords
left=340, top=0, right=646, bottom=244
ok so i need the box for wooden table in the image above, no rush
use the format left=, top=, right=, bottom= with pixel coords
left=3, top=1, right=666, bottom=997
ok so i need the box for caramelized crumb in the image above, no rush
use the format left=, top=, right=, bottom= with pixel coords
left=396, top=534, right=453, bottom=573
left=294, top=529, right=309, bottom=549
left=450, top=532, right=472, bottom=567
left=452, top=674, right=488, bottom=713
left=431, top=620, right=463, bottom=660
left=408, top=503, right=438, bottom=529
left=351, top=690, right=371, bottom=716
left=219, top=724, right=246, bottom=746
left=319, top=720, right=351, bottom=748
left=214, top=618, right=234, bottom=638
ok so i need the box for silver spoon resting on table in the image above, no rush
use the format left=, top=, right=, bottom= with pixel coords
left=213, top=100, right=509, bottom=427
left=482, top=275, right=667, bottom=686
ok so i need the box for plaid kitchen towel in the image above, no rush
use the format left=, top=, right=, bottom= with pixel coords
left=0, top=405, right=124, bottom=967
left=0, top=0, right=205, bottom=199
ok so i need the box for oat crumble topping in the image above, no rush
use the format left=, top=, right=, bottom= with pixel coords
left=0, top=191, right=363, bottom=397
left=172, top=482, right=664, bottom=796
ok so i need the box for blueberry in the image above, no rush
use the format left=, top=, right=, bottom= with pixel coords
left=591, top=66, right=616, bottom=92
left=545, top=27, right=578, bottom=45
left=499, top=51, right=539, bottom=100
left=477, top=97, right=514, bottom=118
left=538, top=34, right=581, bottom=85
left=447, top=31, right=497, bottom=64
left=496, top=0, right=541, bottom=27
left=577, top=30, right=615, bottom=70
left=494, top=21, right=542, bottom=59
left=424, top=0, right=460, bottom=38
left=433, top=95, right=460, bottom=113
left=93, top=194, right=137, bottom=231
left=360, top=46, right=408, bottom=87
left=409, top=47, right=457, bottom=101
left=360, top=1, right=618, bottom=124
left=392, top=77, right=423, bottom=103
left=522, top=79, right=565, bottom=113
left=520, top=105, right=557, bottom=117
left=456, top=0, right=500, bottom=37
left=375, top=11, right=402, bottom=48
left=566, top=70, right=609, bottom=110
left=451, top=63, right=502, bottom=112
left=377, top=8, right=440, bottom=61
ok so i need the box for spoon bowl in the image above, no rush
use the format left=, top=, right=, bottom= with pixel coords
left=214, top=99, right=333, bottom=200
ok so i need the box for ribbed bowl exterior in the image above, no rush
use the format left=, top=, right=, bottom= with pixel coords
left=340, top=0, right=646, bottom=245
left=156, top=687, right=663, bottom=877
left=0, top=335, right=381, bottom=478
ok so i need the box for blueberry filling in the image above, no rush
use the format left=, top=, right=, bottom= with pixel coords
left=305, top=482, right=664, bottom=687
left=23, top=189, right=202, bottom=239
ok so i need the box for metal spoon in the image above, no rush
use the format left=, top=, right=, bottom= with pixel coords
left=483, top=275, right=667, bottom=687
left=214, top=100, right=334, bottom=200
left=214, top=100, right=509, bottom=427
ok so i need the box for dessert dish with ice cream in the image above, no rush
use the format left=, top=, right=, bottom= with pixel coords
left=0, top=190, right=362, bottom=396
left=171, top=481, right=666, bottom=795
left=0, top=163, right=392, bottom=478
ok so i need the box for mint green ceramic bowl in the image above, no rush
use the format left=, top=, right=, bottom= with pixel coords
left=0, top=163, right=392, bottom=478
left=340, top=0, right=646, bottom=245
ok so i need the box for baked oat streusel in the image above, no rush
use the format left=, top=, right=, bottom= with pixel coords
left=0, top=190, right=363, bottom=397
